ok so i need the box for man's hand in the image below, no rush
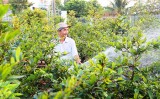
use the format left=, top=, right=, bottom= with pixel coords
left=76, top=58, right=81, bottom=64
left=74, top=55, right=81, bottom=64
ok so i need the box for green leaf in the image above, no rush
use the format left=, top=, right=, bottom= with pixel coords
left=141, top=75, right=147, bottom=83
left=15, top=47, right=21, bottom=62
left=0, top=33, right=5, bottom=44
left=116, top=42, right=122, bottom=49
left=4, top=30, right=20, bottom=42
left=10, top=57, right=15, bottom=64
left=129, top=48, right=137, bottom=55
left=134, top=89, right=139, bottom=99
left=148, top=90, right=153, bottom=99
left=133, top=74, right=140, bottom=81
left=38, top=91, right=49, bottom=99
left=89, top=73, right=97, bottom=84
left=77, top=69, right=83, bottom=78
left=122, top=57, right=128, bottom=65
left=0, top=81, right=10, bottom=87
left=0, top=64, right=13, bottom=80
left=25, top=66, right=31, bottom=72
left=118, top=67, right=123, bottom=75
left=138, top=32, right=143, bottom=38
left=8, top=75, right=24, bottom=80
left=12, top=93, right=23, bottom=97
left=103, top=92, right=108, bottom=97
left=5, top=83, right=20, bottom=92
left=0, top=5, right=9, bottom=18
left=111, top=62, right=116, bottom=69
left=141, top=37, right=146, bottom=44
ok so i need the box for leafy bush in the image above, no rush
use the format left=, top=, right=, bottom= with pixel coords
left=62, top=0, right=103, bottom=17
left=11, top=9, right=67, bottom=97
left=1, top=4, right=160, bottom=99
left=24, top=14, right=159, bottom=99
left=68, top=11, right=110, bottom=62
left=51, top=21, right=160, bottom=98
left=0, top=4, right=22, bottom=98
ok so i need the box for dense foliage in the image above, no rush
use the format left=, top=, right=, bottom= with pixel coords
left=0, top=2, right=160, bottom=99
left=62, top=0, right=103, bottom=17
left=9, top=0, right=32, bottom=14
left=130, top=1, right=160, bottom=15
left=105, top=0, right=129, bottom=15
left=0, top=4, right=22, bottom=98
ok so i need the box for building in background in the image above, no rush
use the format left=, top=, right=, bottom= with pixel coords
left=28, top=0, right=52, bottom=10
left=28, top=0, right=67, bottom=22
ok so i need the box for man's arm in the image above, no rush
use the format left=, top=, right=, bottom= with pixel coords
left=72, top=39, right=81, bottom=64
left=74, top=55, right=81, bottom=64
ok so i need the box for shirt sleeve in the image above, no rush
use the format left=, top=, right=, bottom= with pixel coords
left=71, top=40, right=78, bottom=57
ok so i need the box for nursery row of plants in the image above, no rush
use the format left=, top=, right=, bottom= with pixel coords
left=0, top=3, right=160, bottom=99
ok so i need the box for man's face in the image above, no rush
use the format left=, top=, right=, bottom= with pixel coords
left=58, top=27, right=69, bottom=37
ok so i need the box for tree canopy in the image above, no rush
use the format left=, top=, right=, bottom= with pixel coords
left=106, top=0, right=129, bottom=15
left=9, top=0, right=33, bottom=14
left=62, top=0, right=103, bottom=17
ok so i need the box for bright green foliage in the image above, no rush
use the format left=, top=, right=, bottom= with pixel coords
left=136, top=14, right=160, bottom=29
left=50, top=16, right=160, bottom=98
left=62, top=0, right=103, bottom=17
left=0, top=5, right=10, bottom=34
left=55, top=0, right=62, bottom=9
left=62, top=0, right=88, bottom=17
left=11, top=9, right=60, bottom=97
left=105, top=0, right=129, bottom=15
left=18, top=8, right=47, bottom=26
left=0, top=4, right=9, bottom=19
left=130, top=1, right=160, bottom=15
left=52, top=15, right=64, bottom=25
left=0, top=4, right=20, bottom=64
left=13, top=8, right=54, bottom=68
left=0, top=47, right=23, bottom=98
left=106, top=16, right=160, bottom=98
left=16, top=9, right=55, bottom=67
left=106, top=15, right=130, bottom=35
left=0, top=4, right=22, bottom=98
left=67, top=11, right=110, bottom=62
left=1, top=3, right=160, bottom=99
left=69, top=21, right=109, bottom=62
left=9, top=0, right=33, bottom=14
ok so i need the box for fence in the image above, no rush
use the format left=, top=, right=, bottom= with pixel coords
left=130, top=13, right=160, bottom=26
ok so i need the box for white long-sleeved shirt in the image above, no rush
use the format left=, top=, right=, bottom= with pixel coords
left=54, top=37, right=78, bottom=60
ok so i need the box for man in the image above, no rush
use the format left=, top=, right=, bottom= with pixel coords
left=54, top=22, right=81, bottom=64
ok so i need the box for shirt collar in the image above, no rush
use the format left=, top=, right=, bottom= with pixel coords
left=64, top=37, right=69, bottom=43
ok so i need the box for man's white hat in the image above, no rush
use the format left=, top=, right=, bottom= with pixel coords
left=57, top=22, right=70, bottom=31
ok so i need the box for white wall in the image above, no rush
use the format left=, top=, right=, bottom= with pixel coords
left=28, top=0, right=52, bottom=8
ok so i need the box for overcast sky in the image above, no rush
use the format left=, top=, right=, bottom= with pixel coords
left=28, top=0, right=113, bottom=7
left=97, top=0, right=138, bottom=7
left=28, top=0, right=137, bottom=8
